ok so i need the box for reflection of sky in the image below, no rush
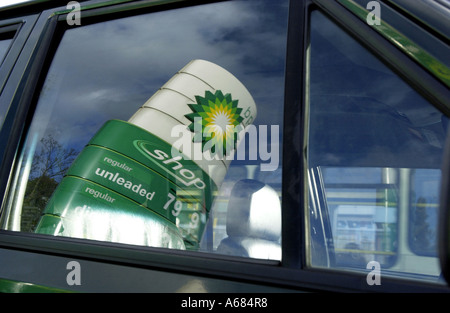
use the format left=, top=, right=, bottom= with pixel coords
left=309, top=11, right=448, bottom=169
left=310, top=11, right=444, bottom=127
left=29, top=0, right=289, bottom=157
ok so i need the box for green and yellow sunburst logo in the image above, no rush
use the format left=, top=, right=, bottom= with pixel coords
left=185, top=90, right=243, bottom=156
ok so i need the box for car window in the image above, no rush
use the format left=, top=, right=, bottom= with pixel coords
left=0, top=0, right=288, bottom=261
left=307, top=10, right=448, bottom=282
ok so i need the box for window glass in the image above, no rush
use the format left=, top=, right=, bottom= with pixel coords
left=307, top=11, right=448, bottom=281
left=0, top=30, right=15, bottom=125
left=0, top=0, right=287, bottom=260
left=0, top=30, right=14, bottom=65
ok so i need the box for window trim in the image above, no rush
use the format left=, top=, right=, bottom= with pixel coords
left=0, top=0, right=447, bottom=292
left=0, top=13, right=58, bottom=226
left=281, top=0, right=308, bottom=271
left=0, top=16, right=40, bottom=112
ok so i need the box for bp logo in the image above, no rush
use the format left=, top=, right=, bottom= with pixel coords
left=185, top=90, right=243, bottom=156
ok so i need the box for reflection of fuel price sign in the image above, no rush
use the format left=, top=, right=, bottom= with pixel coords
left=35, top=60, right=257, bottom=250
left=333, top=205, right=397, bottom=256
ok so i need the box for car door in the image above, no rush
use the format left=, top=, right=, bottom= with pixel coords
left=0, top=0, right=448, bottom=294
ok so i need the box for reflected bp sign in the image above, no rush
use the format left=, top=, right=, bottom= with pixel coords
left=35, top=60, right=257, bottom=250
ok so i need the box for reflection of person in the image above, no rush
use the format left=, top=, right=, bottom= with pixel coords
left=336, top=243, right=367, bottom=268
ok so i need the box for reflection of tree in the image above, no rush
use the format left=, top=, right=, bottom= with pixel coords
left=21, top=135, right=78, bottom=232
left=412, top=197, right=432, bottom=253
left=31, top=135, right=77, bottom=179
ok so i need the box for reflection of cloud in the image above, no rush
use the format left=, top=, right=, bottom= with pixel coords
left=30, top=0, right=289, bottom=154
left=309, top=10, right=447, bottom=168
left=310, top=10, right=444, bottom=130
